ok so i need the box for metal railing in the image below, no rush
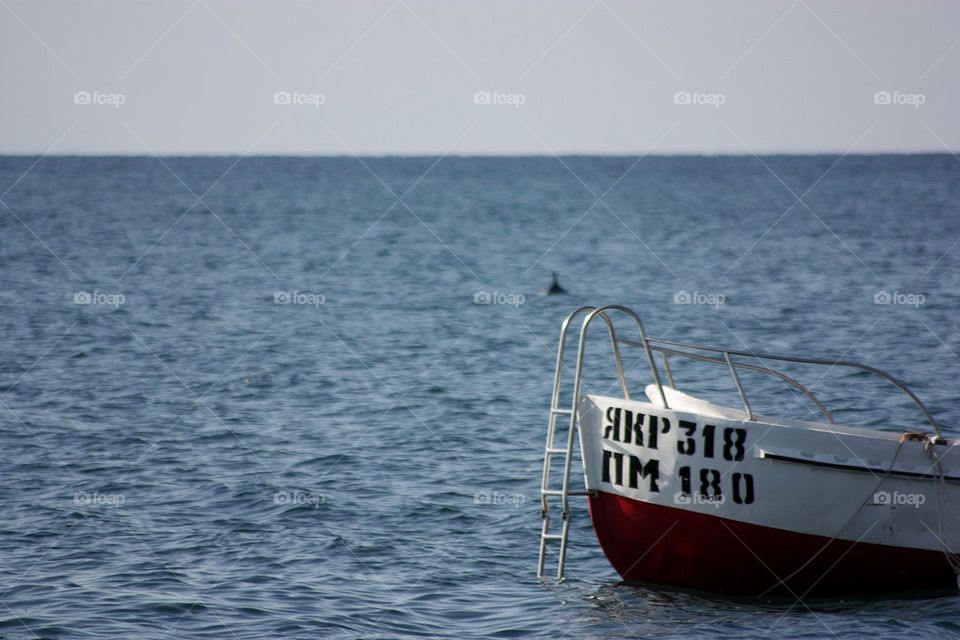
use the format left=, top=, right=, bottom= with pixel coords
left=553, top=304, right=940, bottom=436
left=651, top=344, right=837, bottom=424
left=636, top=336, right=941, bottom=437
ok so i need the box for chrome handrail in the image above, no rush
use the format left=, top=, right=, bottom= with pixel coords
left=574, top=306, right=669, bottom=412
left=643, top=343, right=836, bottom=424
left=633, top=335, right=940, bottom=437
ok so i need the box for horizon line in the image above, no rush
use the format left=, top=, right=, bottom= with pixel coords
left=0, top=151, right=957, bottom=159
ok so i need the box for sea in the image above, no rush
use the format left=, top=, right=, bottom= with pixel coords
left=1, top=155, right=959, bottom=638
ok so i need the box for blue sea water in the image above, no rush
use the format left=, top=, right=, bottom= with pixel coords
left=1, top=155, right=960, bottom=638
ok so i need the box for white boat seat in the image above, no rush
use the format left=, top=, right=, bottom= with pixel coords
left=644, top=384, right=747, bottom=421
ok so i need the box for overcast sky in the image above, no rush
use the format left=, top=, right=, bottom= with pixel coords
left=2, top=0, right=958, bottom=155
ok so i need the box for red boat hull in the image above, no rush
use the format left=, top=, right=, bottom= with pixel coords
left=588, top=491, right=957, bottom=596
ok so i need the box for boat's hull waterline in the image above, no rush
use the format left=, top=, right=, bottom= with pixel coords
left=538, top=306, right=960, bottom=596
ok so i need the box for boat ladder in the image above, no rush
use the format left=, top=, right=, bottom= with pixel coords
left=537, top=306, right=667, bottom=580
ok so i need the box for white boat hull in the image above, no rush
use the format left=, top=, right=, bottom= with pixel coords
left=576, top=388, right=960, bottom=594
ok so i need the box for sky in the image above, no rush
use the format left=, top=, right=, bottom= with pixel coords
left=2, top=0, right=959, bottom=155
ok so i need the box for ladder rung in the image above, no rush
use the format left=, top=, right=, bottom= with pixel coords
left=551, top=408, right=573, bottom=415
left=542, top=534, right=564, bottom=541
left=545, top=447, right=567, bottom=454
left=542, top=489, right=593, bottom=497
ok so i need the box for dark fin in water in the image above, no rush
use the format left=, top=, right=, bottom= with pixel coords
left=547, top=272, right=567, bottom=295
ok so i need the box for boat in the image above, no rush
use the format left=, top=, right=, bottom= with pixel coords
left=537, top=305, right=960, bottom=596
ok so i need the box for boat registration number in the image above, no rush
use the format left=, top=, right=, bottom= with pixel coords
left=599, top=405, right=756, bottom=505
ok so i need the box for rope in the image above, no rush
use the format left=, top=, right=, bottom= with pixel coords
left=922, top=437, right=960, bottom=580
